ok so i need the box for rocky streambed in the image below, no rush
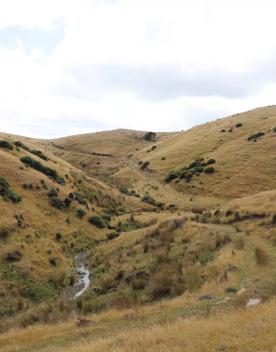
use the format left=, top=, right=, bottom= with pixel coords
left=65, top=254, right=90, bottom=300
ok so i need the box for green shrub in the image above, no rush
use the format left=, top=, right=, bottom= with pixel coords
left=76, top=208, right=86, bottom=219
left=14, top=141, right=30, bottom=151
left=14, top=141, right=48, bottom=160
left=5, top=250, right=22, bottom=262
left=165, top=170, right=178, bottom=182
left=0, top=140, right=13, bottom=150
left=205, top=166, right=215, bottom=174
left=273, top=127, right=276, bottom=133
left=0, top=176, right=22, bottom=203
left=144, top=132, right=156, bottom=141
left=140, top=161, right=150, bottom=170
left=49, top=197, right=66, bottom=209
left=206, top=158, right=216, bottom=165
left=30, top=149, right=48, bottom=161
left=248, top=131, right=265, bottom=142
left=49, top=257, right=58, bottom=266
left=119, top=187, right=140, bottom=198
left=106, top=231, right=120, bottom=241
left=88, top=216, right=106, bottom=228
left=20, top=156, right=65, bottom=185
left=194, top=166, right=204, bottom=173
left=235, top=123, right=243, bottom=128
left=141, top=194, right=156, bottom=206
left=55, top=232, right=62, bottom=241
left=47, top=188, right=58, bottom=198
left=0, top=226, right=11, bottom=240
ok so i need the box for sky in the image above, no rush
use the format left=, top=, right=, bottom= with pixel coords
left=0, top=0, right=276, bottom=138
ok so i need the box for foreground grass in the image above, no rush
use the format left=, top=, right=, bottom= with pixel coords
left=1, top=297, right=276, bottom=352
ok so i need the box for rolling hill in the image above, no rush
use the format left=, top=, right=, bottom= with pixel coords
left=1, top=106, right=276, bottom=351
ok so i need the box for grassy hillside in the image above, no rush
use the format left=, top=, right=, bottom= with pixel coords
left=1, top=106, right=276, bottom=351
left=47, top=129, right=176, bottom=181
left=0, top=133, right=147, bottom=323
left=51, top=106, right=276, bottom=211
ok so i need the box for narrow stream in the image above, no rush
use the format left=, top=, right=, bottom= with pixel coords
left=74, top=263, right=90, bottom=299
left=65, top=254, right=91, bottom=300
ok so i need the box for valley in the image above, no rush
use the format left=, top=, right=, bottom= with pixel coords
left=0, top=106, right=276, bottom=351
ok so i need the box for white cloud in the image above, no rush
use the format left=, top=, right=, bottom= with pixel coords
left=0, top=0, right=276, bottom=138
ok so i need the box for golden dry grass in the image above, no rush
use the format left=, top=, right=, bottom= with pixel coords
left=1, top=106, right=276, bottom=351
left=48, top=106, right=276, bottom=211
left=1, top=297, right=276, bottom=352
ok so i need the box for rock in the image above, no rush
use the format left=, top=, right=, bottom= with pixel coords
left=236, top=287, right=246, bottom=296
left=215, top=297, right=232, bottom=305
left=246, top=298, right=262, bottom=307
left=198, top=294, right=215, bottom=301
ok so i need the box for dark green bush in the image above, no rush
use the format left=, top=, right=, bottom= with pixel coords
left=165, top=157, right=217, bottom=183
left=14, top=141, right=30, bottom=151
left=30, top=150, right=48, bottom=161
left=119, top=187, right=140, bottom=198
left=206, top=158, right=216, bottom=165
left=47, top=189, right=58, bottom=198
left=205, top=166, right=215, bottom=174
left=140, top=161, right=150, bottom=170
left=235, top=123, right=243, bottom=128
left=0, top=140, right=13, bottom=150
left=0, top=176, right=22, bottom=203
left=5, top=250, right=22, bottom=262
left=0, top=226, right=11, bottom=240
left=49, top=197, right=66, bottom=209
left=248, top=131, right=265, bottom=142
left=88, top=216, right=106, bottom=228
left=49, top=257, right=57, bottom=266
left=142, top=194, right=156, bottom=206
left=20, top=156, right=65, bottom=185
left=194, top=166, right=204, bottom=173
left=106, top=231, right=120, bottom=241
left=14, top=141, right=48, bottom=160
left=165, top=170, right=178, bottom=182
left=144, top=132, right=156, bottom=141
left=76, top=208, right=86, bottom=219
left=55, top=232, right=62, bottom=241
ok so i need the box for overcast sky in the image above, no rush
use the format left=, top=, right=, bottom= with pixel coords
left=0, top=0, right=276, bottom=138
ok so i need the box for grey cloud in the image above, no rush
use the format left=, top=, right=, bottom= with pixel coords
left=57, top=62, right=273, bottom=102
left=2, top=114, right=109, bottom=139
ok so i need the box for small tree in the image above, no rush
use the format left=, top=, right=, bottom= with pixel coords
left=76, top=208, right=86, bottom=219
left=88, top=215, right=105, bottom=228
left=143, top=132, right=156, bottom=141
